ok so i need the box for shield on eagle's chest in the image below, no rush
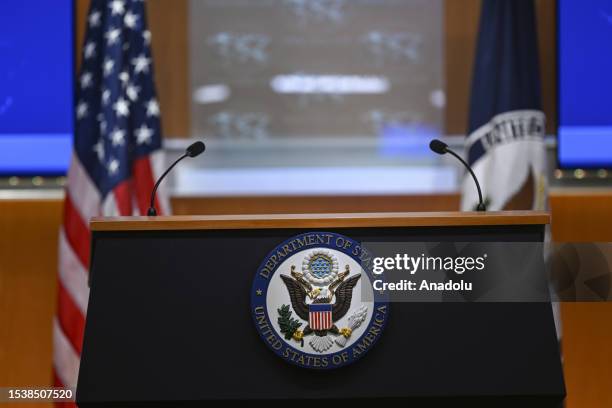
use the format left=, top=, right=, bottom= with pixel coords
left=309, top=303, right=333, bottom=330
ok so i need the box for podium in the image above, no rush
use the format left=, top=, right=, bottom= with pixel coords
left=77, top=211, right=565, bottom=407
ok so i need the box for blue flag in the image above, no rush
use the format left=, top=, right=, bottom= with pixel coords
left=462, top=0, right=547, bottom=211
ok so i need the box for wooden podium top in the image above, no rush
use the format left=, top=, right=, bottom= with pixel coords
left=90, top=211, right=549, bottom=231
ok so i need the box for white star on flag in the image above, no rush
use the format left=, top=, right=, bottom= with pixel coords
left=113, top=98, right=130, bottom=117
left=88, top=10, right=101, bottom=27
left=102, top=89, right=111, bottom=105
left=77, top=101, right=88, bottom=119
left=146, top=99, right=160, bottom=116
left=135, top=124, right=153, bottom=144
left=105, top=28, right=121, bottom=46
left=119, top=70, right=129, bottom=87
left=142, top=30, right=151, bottom=45
left=107, top=157, right=120, bottom=175
left=126, top=84, right=140, bottom=101
left=109, top=0, right=126, bottom=16
left=103, top=58, right=115, bottom=76
left=93, top=138, right=105, bottom=162
left=110, top=128, right=126, bottom=146
left=132, top=54, right=151, bottom=74
left=84, top=42, right=96, bottom=59
left=80, top=72, right=93, bottom=89
left=124, top=11, right=139, bottom=29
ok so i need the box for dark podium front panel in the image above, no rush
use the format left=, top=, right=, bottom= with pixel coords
left=77, top=220, right=565, bottom=407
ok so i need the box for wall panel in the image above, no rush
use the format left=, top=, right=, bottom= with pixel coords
left=1, top=191, right=611, bottom=408
left=171, top=194, right=461, bottom=215
left=551, top=191, right=612, bottom=408
left=0, top=200, right=62, bottom=408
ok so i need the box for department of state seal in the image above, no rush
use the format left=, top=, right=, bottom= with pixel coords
left=251, top=232, right=388, bottom=369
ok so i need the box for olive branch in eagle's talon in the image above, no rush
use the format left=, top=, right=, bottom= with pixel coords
left=277, top=304, right=304, bottom=346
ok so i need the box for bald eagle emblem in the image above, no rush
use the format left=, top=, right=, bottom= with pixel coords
left=280, top=265, right=361, bottom=352
left=276, top=250, right=366, bottom=353
left=251, top=232, right=388, bottom=368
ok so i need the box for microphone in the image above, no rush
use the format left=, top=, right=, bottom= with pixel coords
left=429, top=139, right=486, bottom=211
left=147, top=141, right=205, bottom=216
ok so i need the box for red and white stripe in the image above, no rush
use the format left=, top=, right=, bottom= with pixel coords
left=53, top=152, right=167, bottom=406
left=309, top=311, right=333, bottom=331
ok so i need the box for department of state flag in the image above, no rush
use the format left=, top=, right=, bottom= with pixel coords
left=462, top=0, right=547, bottom=212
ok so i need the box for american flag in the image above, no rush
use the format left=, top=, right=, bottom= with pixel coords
left=309, top=303, right=333, bottom=331
left=54, top=0, right=168, bottom=402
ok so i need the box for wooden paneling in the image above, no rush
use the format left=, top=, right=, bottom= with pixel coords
left=560, top=303, right=612, bottom=407
left=535, top=0, right=557, bottom=135
left=145, top=0, right=189, bottom=138
left=74, top=0, right=89, bottom=70
left=550, top=190, right=612, bottom=242
left=171, top=194, right=460, bottom=215
left=0, top=200, right=62, bottom=400
left=550, top=191, right=612, bottom=408
left=75, top=0, right=189, bottom=138
left=444, top=0, right=481, bottom=135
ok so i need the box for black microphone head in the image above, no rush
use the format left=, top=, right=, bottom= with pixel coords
left=429, top=139, right=448, bottom=155
left=186, top=141, right=205, bottom=157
